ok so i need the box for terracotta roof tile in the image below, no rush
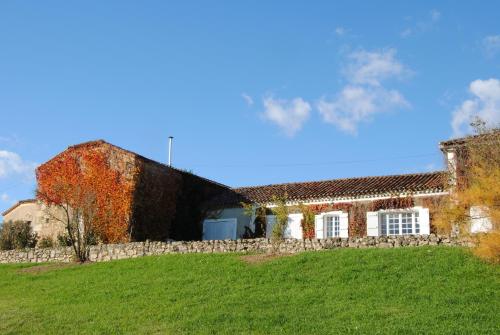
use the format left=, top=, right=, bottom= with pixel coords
left=440, top=129, right=500, bottom=149
left=231, top=171, right=447, bottom=205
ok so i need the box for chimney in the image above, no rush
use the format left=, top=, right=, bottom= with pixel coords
left=168, top=136, right=173, bottom=167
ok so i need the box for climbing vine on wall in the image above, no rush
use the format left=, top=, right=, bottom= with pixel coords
left=419, top=195, right=448, bottom=234
left=370, top=196, right=414, bottom=211
left=297, top=196, right=417, bottom=238
left=298, top=203, right=315, bottom=239
left=37, top=148, right=135, bottom=244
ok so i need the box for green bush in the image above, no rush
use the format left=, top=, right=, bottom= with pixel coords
left=271, top=195, right=289, bottom=241
left=0, top=220, right=38, bottom=250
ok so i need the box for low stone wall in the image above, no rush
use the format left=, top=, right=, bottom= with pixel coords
left=0, top=234, right=472, bottom=264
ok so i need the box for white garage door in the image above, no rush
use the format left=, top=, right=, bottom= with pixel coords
left=202, top=218, right=237, bottom=240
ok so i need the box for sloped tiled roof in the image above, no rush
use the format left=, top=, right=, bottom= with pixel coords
left=2, top=199, right=37, bottom=217
left=230, top=171, right=447, bottom=205
left=440, top=129, right=500, bottom=149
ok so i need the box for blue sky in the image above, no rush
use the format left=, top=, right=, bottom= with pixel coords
left=1, top=0, right=499, bottom=217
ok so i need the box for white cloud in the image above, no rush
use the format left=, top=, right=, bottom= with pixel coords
left=318, top=48, right=411, bottom=134
left=241, top=93, right=254, bottom=106
left=482, top=35, right=500, bottom=57
left=400, top=29, right=412, bottom=38
left=451, top=78, right=500, bottom=136
left=0, top=150, right=37, bottom=180
left=335, top=27, right=347, bottom=36
left=400, top=9, right=441, bottom=38
left=430, top=9, right=441, bottom=22
left=1, top=193, right=9, bottom=202
left=425, top=163, right=437, bottom=172
left=0, top=135, right=20, bottom=146
left=318, top=85, right=409, bottom=134
left=343, top=49, right=409, bottom=86
left=262, top=96, right=311, bottom=137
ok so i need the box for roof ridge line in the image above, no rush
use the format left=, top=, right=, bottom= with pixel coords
left=54, top=139, right=232, bottom=190
left=233, top=170, right=446, bottom=190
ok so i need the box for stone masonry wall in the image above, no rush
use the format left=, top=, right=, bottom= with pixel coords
left=0, top=234, right=472, bottom=264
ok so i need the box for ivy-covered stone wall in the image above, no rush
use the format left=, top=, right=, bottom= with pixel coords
left=37, top=140, right=230, bottom=243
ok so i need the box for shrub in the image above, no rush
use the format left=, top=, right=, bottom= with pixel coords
left=38, top=237, right=54, bottom=248
left=0, top=221, right=38, bottom=250
left=473, top=232, right=500, bottom=264
left=57, top=234, right=72, bottom=247
left=270, top=195, right=289, bottom=252
left=241, top=204, right=268, bottom=238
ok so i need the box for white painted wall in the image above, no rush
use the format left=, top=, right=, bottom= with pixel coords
left=211, top=203, right=437, bottom=240
left=446, top=150, right=457, bottom=185
left=210, top=207, right=253, bottom=239
left=3, top=202, right=65, bottom=239
left=470, top=206, right=493, bottom=233
left=265, top=214, right=303, bottom=239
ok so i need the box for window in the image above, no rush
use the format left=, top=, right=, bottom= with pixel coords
left=388, top=213, right=399, bottom=235
left=381, top=211, right=419, bottom=236
left=415, top=212, right=420, bottom=234
left=401, top=213, right=412, bottom=234
left=324, top=215, right=340, bottom=237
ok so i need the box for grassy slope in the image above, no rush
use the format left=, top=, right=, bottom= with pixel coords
left=0, top=247, right=498, bottom=335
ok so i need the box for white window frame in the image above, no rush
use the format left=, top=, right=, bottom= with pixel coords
left=323, top=213, right=341, bottom=238
left=379, top=210, right=420, bottom=236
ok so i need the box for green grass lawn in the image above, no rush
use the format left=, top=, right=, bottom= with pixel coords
left=0, top=247, right=499, bottom=335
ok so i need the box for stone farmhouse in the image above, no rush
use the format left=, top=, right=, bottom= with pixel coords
left=206, top=172, right=445, bottom=240
left=203, top=132, right=495, bottom=240
left=2, top=132, right=494, bottom=243
left=2, top=199, right=65, bottom=240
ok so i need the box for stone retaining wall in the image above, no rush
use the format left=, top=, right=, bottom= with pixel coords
left=0, top=234, right=472, bottom=264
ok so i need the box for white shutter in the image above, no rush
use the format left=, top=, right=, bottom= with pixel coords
left=339, top=212, right=349, bottom=238
left=366, top=211, right=379, bottom=236
left=287, top=213, right=303, bottom=239
left=419, top=208, right=430, bottom=235
left=315, top=215, right=323, bottom=239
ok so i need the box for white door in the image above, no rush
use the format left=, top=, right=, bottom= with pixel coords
left=287, top=214, right=303, bottom=239
left=202, top=218, right=237, bottom=240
